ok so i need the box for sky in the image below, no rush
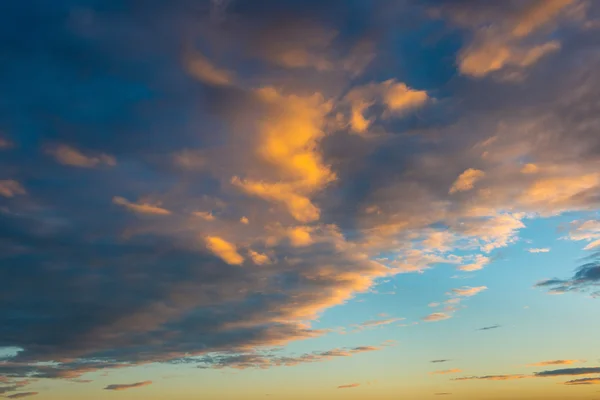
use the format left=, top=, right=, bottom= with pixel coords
left=1, top=0, right=600, bottom=399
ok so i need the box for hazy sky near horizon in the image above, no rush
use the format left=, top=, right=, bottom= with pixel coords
left=1, top=0, right=600, bottom=399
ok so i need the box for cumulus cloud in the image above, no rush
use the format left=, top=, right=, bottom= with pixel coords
left=435, top=0, right=579, bottom=78
left=46, top=145, right=116, bottom=168
left=205, top=236, right=244, bottom=265
left=0, top=180, right=26, bottom=198
left=104, top=381, right=152, bottom=391
left=449, top=169, right=485, bottom=194
left=112, top=196, right=171, bottom=215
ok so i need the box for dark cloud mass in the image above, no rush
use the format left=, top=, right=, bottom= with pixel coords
left=1, top=0, right=600, bottom=395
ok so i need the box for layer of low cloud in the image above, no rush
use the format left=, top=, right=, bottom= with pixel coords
left=104, top=381, right=152, bottom=391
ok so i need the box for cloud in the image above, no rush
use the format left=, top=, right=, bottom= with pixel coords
left=477, top=325, right=501, bottom=331
left=534, top=367, right=600, bottom=377
left=449, top=169, right=485, bottom=194
left=205, top=236, right=244, bottom=265
left=563, top=377, right=600, bottom=385
left=458, top=255, right=490, bottom=272
left=453, top=374, right=531, bottom=381
left=527, top=360, right=585, bottom=367
left=46, top=145, right=116, bottom=168
left=104, top=381, right=152, bottom=391
left=0, top=137, right=13, bottom=149
left=357, top=317, right=405, bottom=328
left=184, top=345, right=381, bottom=370
left=112, top=196, right=171, bottom=215
left=430, top=369, right=462, bottom=375
left=431, top=360, right=451, bottom=363
left=423, top=313, right=452, bottom=322
left=192, top=211, right=216, bottom=221
left=0, top=180, right=26, bottom=198
left=535, top=255, right=600, bottom=297
left=451, top=286, right=488, bottom=297
left=185, top=51, right=235, bottom=86
left=6, top=393, right=38, bottom=399
left=435, top=0, right=578, bottom=78
left=248, top=250, right=271, bottom=265
left=527, top=248, right=550, bottom=253
left=337, top=383, right=360, bottom=389
left=344, top=79, right=429, bottom=134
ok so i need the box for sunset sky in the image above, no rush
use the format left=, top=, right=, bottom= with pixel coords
left=2, top=1, right=600, bottom=399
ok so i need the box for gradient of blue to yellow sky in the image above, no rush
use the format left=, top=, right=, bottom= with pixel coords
left=1, top=1, right=600, bottom=399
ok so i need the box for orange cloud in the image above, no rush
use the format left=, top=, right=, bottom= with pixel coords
left=185, top=51, right=234, bottom=86
left=46, top=144, right=116, bottom=168
left=430, top=369, right=462, bottom=375
left=423, top=312, right=452, bottom=322
left=112, top=197, right=171, bottom=215
left=449, top=169, right=485, bottom=194
left=232, top=87, right=334, bottom=222
left=453, top=374, right=532, bottom=381
left=205, top=236, right=244, bottom=265
left=104, top=381, right=152, bottom=391
left=248, top=250, right=271, bottom=265
left=337, top=383, right=360, bottom=389
left=527, top=360, right=585, bottom=367
left=0, top=180, right=26, bottom=198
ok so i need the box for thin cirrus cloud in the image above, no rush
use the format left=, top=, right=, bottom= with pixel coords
left=46, top=144, right=116, bottom=168
left=6, top=393, right=38, bottom=399
left=104, top=381, right=153, bottom=391
left=527, top=248, right=550, bottom=253
left=430, top=369, right=462, bottom=375
left=477, top=325, right=501, bottom=331
left=451, top=286, right=488, bottom=297
left=527, top=360, right=585, bottom=367
left=337, top=383, right=360, bottom=389
left=112, top=196, right=171, bottom=215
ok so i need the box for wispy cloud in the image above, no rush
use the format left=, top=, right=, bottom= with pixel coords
left=0, top=180, right=26, bottom=198
left=104, top=381, right=152, bottom=391
left=112, top=196, right=171, bottom=215
left=6, top=393, right=38, bottom=399
left=337, top=383, right=360, bottom=389
left=451, top=286, right=488, bottom=297
left=423, top=312, right=452, bottom=322
left=527, top=248, right=550, bottom=253
left=46, top=144, right=115, bottom=168
left=563, top=377, right=600, bottom=385
left=431, top=360, right=451, bottom=364
left=527, top=360, right=585, bottom=367
left=477, top=325, right=501, bottom=331
left=430, top=369, right=462, bottom=375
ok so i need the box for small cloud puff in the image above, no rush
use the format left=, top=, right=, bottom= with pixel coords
left=423, top=312, right=452, bottom=322
left=337, top=383, right=360, bottom=389
left=527, top=248, right=550, bottom=253
left=205, top=236, right=244, bottom=265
